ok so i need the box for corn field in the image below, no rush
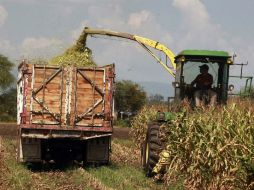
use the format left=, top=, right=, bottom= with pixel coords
left=131, top=99, right=254, bottom=189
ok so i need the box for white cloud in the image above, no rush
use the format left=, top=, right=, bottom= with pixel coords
left=55, top=5, right=73, bottom=17
left=128, top=10, right=152, bottom=28
left=173, top=0, right=209, bottom=26
left=87, top=4, right=125, bottom=29
left=0, top=5, right=8, bottom=26
left=0, top=39, right=15, bottom=57
left=4, top=0, right=37, bottom=4
left=0, top=39, right=12, bottom=50
left=22, top=37, right=62, bottom=50
left=21, top=37, right=63, bottom=59
left=172, top=0, right=229, bottom=50
left=61, top=0, right=89, bottom=2
left=127, top=10, right=174, bottom=48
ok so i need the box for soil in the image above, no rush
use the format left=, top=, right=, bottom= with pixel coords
left=0, top=123, right=17, bottom=137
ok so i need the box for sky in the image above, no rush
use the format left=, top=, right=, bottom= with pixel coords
left=0, top=0, right=253, bottom=96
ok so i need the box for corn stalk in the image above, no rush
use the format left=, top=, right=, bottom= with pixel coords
left=154, top=101, right=254, bottom=189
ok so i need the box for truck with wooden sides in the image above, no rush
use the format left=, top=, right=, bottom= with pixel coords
left=17, top=61, right=115, bottom=164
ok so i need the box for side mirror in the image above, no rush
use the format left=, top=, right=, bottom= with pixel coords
left=228, top=84, right=234, bottom=91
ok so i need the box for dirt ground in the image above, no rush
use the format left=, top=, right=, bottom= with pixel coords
left=0, top=123, right=130, bottom=139
left=0, top=123, right=18, bottom=137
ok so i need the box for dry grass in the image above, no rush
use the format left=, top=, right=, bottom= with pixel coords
left=0, top=137, right=168, bottom=190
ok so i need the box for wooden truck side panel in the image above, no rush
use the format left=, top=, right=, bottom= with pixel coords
left=17, top=62, right=115, bottom=137
left=17, top=62, right=114, bottom=163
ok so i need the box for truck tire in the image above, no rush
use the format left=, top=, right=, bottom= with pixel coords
left=142, top=123, right=162, bottom=177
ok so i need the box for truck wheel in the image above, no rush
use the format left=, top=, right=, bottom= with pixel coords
left=142, top=123, right=162, bottom=177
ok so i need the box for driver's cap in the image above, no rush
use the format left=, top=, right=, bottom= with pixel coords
left=199, top=64, right=209, bottom=70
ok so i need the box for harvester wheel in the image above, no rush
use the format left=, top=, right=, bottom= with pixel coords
left=142, top=123, right=162, bottom=177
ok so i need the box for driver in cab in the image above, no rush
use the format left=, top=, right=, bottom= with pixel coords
left=191, top=64, right=217, bottom=107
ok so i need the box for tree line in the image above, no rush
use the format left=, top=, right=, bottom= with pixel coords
left=0, top=54, right=16, bottom=121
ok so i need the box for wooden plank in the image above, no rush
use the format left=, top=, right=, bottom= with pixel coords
left=33, top=82, right=61, bottom=89
left=77, top=119, right=104, bottom=126
left=75, top=87, right=104, bottom=92
left=34, top=69, right=60, bottom=75
left=40, top=89, right=62, bottom=94
left=33, top=84, right=61, bottom=90
left=33, top=79, right=62, bottom=85
left=32, top=116, right=59, bottom=123
left=75, top=103, right=103, bottom=110
left=33, top=94, right=61, bottom=100
left=75, top=109, right=103, bottom=114
left=34, top=68, right=60, bottom=74
left=77, top=72, right=104, bottom=83
left=77, top=81, right=104, bottom=89
left=75, top=82, right=104, bottom=88
left=32, top=107, right=60, bottom=113
left=75, top=93, right=102, bottom=99
left=76, top=102, right=102, bottom=112
left=76, top=78, right=104, bottom=84
left=33, top=74, right=62, bottom=81
left=34, top=90, right=62, bottom=95
left=75, top=97, right=103, bottom=102
left=81, top=70, right=104, bottom=76
left=32, top=99, right=61, bottom=108
left=77, top=77, right=104, bottom=83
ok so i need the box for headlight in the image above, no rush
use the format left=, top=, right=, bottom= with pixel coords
left=227, top=58, right=233, bottom=64
left=228, top=84, right=234, bottom=91
left=172, top=82, right=180, bottom=88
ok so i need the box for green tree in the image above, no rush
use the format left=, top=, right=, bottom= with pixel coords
left=0, top=88, right=17, bottom=121
left=0, top=54, right=16, bottom=121
left=115, top=80, right=147, bottom=113
left=0, top=54, right=14, bottom=91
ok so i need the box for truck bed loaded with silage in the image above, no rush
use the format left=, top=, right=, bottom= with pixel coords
left=17, top=29, right=115, bottom=164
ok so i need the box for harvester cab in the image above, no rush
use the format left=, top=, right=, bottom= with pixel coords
left=144, top=50, right=234, bottom=176
left=173, top=50, right=233, bottom=106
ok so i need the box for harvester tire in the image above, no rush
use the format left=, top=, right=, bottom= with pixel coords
left=142, top=123, right=162, bottom=177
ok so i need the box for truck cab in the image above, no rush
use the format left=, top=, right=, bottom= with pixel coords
left=173, top=50, right=233, bottom=105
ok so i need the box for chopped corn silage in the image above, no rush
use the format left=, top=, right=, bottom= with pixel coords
left=49, top=29, right=96, bottom=67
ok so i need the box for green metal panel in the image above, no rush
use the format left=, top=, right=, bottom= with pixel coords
left=156, top=111, right=175, bottom=122
left=176, top=50, right=230, bottom=58
left=164, top=112, right=175, bottom=122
